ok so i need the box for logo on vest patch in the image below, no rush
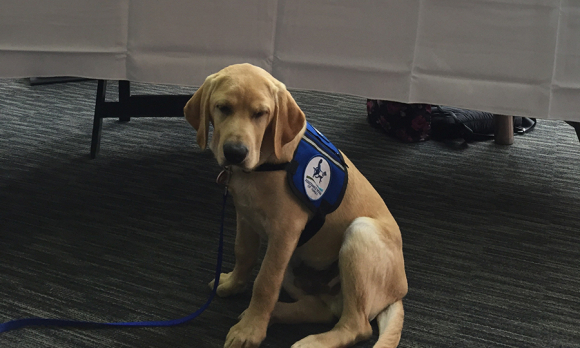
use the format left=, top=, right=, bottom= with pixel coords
left=303, top=156, right=331, bottom=201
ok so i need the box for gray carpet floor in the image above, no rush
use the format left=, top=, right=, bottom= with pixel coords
left=0, top=78, right=579, bottom=348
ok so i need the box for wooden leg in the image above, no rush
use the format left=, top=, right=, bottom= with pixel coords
left=494, top=115, right=514, bottom=145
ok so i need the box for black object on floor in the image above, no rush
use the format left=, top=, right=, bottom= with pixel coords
left=431, top=106, right=536, bottom=142
left=566, top=121, right=580, bottom=142
left=29, top=77, right=88, bottom=86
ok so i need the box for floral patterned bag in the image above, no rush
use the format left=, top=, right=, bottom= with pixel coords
left=367, top=100, right=431, bottom=142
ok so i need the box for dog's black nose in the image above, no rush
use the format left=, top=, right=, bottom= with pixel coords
left=223, top=142, right=248, bottom=164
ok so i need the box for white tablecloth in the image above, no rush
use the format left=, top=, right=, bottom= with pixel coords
left=1, top=0, right=578, bottom=121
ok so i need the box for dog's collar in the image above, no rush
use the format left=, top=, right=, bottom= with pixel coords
left=252, top=162, right=290, bottom=172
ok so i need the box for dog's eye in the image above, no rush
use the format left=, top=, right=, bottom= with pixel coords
left=254, top=110, right=268, bottom=119
left=216, top=104, right=232, bottom=115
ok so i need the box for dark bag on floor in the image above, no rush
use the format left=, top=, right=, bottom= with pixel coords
left=367, top=100, right=432, bottom=142
left=430, top=106, right=536, bottom=142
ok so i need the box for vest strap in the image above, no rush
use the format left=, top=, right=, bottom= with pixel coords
left=254, top=162, right=290, bottom=172
left=297, top=213, right=325, bottom=247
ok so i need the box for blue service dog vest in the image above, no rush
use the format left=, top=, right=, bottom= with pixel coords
left=286, top=122, right=348, bottom=246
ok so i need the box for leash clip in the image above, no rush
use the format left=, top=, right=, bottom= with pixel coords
left=216, top=166, right=232, bottom=196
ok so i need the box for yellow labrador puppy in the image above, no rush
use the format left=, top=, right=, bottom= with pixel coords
left=184, top=63, right=407, bottom=348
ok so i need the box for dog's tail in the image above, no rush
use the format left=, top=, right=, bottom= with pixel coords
left=373, top=300, right=405, bottom=348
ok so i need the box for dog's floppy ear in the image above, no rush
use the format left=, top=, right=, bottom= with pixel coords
left=270, top=87, right=306, bottom=159
left=184, top=74, right=216, bottom=149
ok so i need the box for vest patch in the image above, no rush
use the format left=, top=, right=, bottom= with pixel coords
left=303, top=156, right=331, bottom=201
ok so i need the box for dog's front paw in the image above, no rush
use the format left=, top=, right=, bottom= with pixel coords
left=224, top=318, right=267, bottom=348
left=209, top=272, right=246, bottom=297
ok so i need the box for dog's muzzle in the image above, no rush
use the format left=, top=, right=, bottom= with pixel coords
left=223, top=142, right=249, bottom=165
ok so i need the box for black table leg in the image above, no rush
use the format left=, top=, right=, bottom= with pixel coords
left=90, top=80, right=107, bottom=159
left=119, top=81, right=131, bottom=122
left=88, top=80, right=193, bottom=158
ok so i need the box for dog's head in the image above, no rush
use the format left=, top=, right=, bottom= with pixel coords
left=184, top=63, right=306, bottom=170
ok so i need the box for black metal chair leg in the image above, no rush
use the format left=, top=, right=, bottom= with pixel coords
left=565, top=121, right=580, bottom=143
left=90, top=80, right=107, bottom=159
left=119, top=80, right=131, bottom=122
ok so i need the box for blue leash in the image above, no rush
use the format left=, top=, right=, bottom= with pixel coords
left=0, top=186, right=229, bottom=334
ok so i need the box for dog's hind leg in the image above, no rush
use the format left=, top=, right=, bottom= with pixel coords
left=292, top=217, right=407, bottom=348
